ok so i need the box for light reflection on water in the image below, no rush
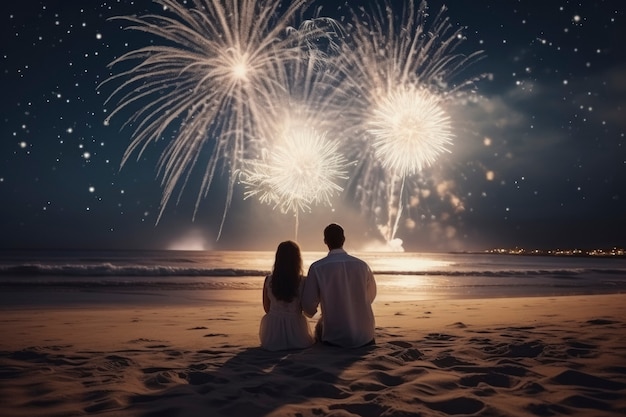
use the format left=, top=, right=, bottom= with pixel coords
left=171, top=250, right=626, bottom=299
left=302, top=251, right=453, bottom=273
left=220, top=251, right=455, bottom=274
left=355, top=253, right=453, bottom=273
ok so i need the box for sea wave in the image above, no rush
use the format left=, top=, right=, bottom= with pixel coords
left=0, top=263, right=624, bottom=278
left=1, top=265, right=625, bottom=296
left=0, top=263, right=268, bottom=277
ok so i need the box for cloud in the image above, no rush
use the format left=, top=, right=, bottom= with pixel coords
left=572, top=64, right=626, bottom=128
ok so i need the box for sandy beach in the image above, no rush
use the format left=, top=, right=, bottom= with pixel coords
left=1, top=289, right=625, bottom=417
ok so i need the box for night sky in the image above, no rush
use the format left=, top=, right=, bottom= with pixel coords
left=2, top=0, right=625, bottom=252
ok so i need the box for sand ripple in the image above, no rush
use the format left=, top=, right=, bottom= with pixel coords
left=1, top=317, right=625, bottom=417
left=1, top=296, right=626, bottom=416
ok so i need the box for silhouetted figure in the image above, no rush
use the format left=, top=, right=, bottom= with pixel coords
left=259, top=240, right=314, bottom=351
left=302, top=223, right=377, bottom=347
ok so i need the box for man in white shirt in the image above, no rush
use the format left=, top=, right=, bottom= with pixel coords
left=302, top=223, right=377, bottom=348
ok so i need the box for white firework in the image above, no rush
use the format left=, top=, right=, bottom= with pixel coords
left=337, top=0, right=485, bottom=243
left=241, top=129, right=349, bottom=214
left=101, top=0, right=314, bottom=228
left=369, top=86, right=453, bottom=177
left=100, top=0, right=486, bottom=246
left=239, top=128, right=350, bottom=238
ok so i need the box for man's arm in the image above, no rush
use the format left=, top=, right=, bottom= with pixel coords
left=367, top=267, right=377, bottom=303
left=301, top=269, right=320, bottom=318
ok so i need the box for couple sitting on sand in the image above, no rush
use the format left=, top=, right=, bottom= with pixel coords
left=259, top=223, right=377, bottom=351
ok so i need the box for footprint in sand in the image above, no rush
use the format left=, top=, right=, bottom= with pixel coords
left=425, top=333, right=458, bottom=341
left=388, top=340, right=412, bottom=348
left=385, top=340, right=423, bottom=362
left=425, top=397, right=485, bottom=415
left=552, top=369, right=626, bottom=390
left=460, top=372, right=517, bottom=389
left=565, top=340, right=597, bottom=358
left=97, top=355, right=134, bottom=371
left=586, top=318, right=620, bottom=326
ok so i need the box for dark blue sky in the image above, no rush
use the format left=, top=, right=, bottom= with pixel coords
left=1, top=0, right=625, bottom=252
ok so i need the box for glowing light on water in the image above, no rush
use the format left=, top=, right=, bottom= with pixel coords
left=357, top=251, right=453, bottom=272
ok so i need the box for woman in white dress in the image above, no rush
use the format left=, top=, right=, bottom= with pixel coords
left=259, top=241, right=314, bottom=351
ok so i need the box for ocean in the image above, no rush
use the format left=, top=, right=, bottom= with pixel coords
left=1, top=249, right=625, bottom=306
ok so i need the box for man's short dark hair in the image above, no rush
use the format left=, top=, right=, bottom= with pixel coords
left=324, top=223, right=345, bottom=249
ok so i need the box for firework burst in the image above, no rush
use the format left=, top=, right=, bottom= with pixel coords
left=235, top=39, right=350, bottom=239
left=338, top=0, right=485, bottom=244
left=239, top=128, right=350, bottom=239
left=369, top=85, right=453, bottom=177
left=101, top=0, right=314, bottom=227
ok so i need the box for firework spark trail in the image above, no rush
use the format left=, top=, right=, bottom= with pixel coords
left=101, top=0, right=315, bottom=232
left=252, top=34, right=349, bottom=156
left=338, top=0, right=485, bottom=244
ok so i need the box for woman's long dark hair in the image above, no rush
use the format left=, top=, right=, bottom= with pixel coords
left=271, top=240, right=303, bottom=302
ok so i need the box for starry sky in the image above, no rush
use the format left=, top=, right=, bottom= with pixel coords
left=2, top=0, right=625, bottom=252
